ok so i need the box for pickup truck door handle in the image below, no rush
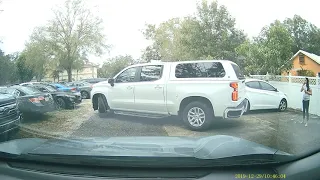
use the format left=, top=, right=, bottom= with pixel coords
left=127, top=86, right=133, bottom=90
left=154, top=85, right=163, bottom=89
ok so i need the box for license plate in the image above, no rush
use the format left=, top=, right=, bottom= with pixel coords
left=45, top=97, right=49, bottom=101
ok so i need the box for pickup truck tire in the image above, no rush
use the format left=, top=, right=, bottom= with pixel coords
left=98, top=96, right=107, bottom=113
left=182, top=101, right=213, bottom=131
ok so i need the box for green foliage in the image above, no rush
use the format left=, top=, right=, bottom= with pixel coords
left=297, top=69, right=315, bottom=77
left=283, top=15, right=320, bottom=55
left=98, top=55, right=135, bottom=78
left=141, top=0, right=246, bottom=62
left=236, top=21, right=293, bottom=75
left=25, top=0, right=109, bottom=82
left=0, top=50, right=17, bottom=85
left=16, top=54, right=35, bottom=83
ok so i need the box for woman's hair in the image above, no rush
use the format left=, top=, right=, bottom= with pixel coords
left=306, top=77, right=310, bottom=91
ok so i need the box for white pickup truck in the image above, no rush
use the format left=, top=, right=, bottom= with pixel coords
left=91, top=60, right=248, bottom=131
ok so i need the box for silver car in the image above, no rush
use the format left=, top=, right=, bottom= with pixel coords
left=66, top=81, right=92, bottom=99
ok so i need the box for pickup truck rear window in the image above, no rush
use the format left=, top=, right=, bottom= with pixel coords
left=231, top=63, right=245, bottom=80
left=175, top=62, right=226, bottom=78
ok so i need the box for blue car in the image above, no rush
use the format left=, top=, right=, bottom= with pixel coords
left=49, top=84, right=82, bottom=104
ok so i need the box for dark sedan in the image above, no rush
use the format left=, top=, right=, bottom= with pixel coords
left=49, top=83, right=82, bottom=103
left=27, top=84, right=80, bottom=109
left=0, top=86, right=56, bottom=115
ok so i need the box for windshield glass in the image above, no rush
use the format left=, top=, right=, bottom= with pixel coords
left=45, top=86, right=57, bottom=92
left=0, top=0, right=319, bottom=168
left=16, top=86, right=42, bottom=94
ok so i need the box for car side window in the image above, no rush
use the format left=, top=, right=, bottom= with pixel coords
left=259, top=82, right=276, bottom=91
left=245, top=81, right=260, bottom=89
left=140, top=65, right=163, bottom=82
left=13, top=90, right=22, bottom=97
left=39, top=87, right=48, bottom=92
left=115, top=67, right=138, bottom=83
left=175, top=62, right=226, bottom=78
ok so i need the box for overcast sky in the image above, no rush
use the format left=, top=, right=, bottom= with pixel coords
left=0, top=0, right=319, bottom=65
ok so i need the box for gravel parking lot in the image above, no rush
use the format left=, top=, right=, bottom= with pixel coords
left=11, top=99, right=320, bottom=155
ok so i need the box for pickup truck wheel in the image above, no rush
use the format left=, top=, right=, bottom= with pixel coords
left=182, top=101, right=213, bottom=131
left=98, top=96, right=107, bottom=113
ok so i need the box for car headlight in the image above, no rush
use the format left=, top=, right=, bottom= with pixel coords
left=66, top=95, right=75, bottom=98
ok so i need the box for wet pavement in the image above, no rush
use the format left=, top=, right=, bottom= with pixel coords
left=70, top=108, right=320, bottom=155
left=10, top=100, right=320, bottom=155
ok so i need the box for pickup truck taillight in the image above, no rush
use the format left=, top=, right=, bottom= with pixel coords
left=230, top=82, right=238, bottom=101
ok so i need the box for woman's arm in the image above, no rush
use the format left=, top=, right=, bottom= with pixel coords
left=301, top=84, right=305, bottom=92
left=305, top=89, right=312, bottom=95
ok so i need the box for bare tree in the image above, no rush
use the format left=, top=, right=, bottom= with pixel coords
left=45, top=0, right=109, bottom=81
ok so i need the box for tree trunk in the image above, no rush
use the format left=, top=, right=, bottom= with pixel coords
left=67, top=68, right=72, bottom=82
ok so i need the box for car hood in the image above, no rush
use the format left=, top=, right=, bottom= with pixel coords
left=0, top=93, right=16, bottom=103
left=92, top=80, right=110, bottom=87
left=0, top=135, right=290, bottom=159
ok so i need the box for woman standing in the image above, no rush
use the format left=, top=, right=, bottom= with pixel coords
left=300, top=78, right=312, bottom=126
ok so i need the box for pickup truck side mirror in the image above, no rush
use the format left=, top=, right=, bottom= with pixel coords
left=108, top=78, right=115, bottom=87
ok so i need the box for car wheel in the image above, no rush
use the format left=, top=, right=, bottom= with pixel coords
left=279, top=99, right=287, bottom=112
left=81, top=91, right=89, bottom=99
left=98, top=96, right=107, bottom=113
left=56, top=98, right=66, bottom=109
left=182, top=101, right=213, bottom=131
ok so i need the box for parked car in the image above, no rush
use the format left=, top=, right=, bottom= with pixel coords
left=20, top=82, right=49, bottom=87
left=244, top=79, right=288, bottom=112
left=82, top=78, right=108, bottom=84
left=0, top=92, right=21, bottom=141
left=91, top=60, right=248, bottom=131
left=66, top=81, right=92, bottom=99
left=49, top=83, right=82, bottom=103
left=26, top=84, right=81, bottom=109
left=0, top=86, right=56, bottom=115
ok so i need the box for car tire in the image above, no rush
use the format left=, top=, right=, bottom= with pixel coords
left=81, top=91, right=89, bottom=99
left=56, top=98, right=66, bottom=109
left=279, top=99, right=287, bottom=112
left=182, top=101, right=213, bottom=131
left=98, top=96, right=107, bottom=113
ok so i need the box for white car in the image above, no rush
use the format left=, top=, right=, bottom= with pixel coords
left=244, top=79, right=287, bottom=112
left=91, top=60, right=248, bottom=131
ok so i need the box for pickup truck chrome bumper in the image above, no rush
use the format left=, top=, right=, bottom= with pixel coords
left=223, top=99, right=248, bottom=119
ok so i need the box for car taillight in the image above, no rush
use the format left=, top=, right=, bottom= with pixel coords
left=230, top=82, right=238, bottom=101
left=71, top=88, right=77, bottom=92
left=29, top=96, right=45, bottom=103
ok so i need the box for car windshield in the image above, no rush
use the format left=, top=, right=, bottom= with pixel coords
left=0, top=0, right=320, bottom=169
left=45, top=86, right=57, bottom=92
left=16, top=86, right=42, bottom=95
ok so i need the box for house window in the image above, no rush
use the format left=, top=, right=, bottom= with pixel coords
left=299, top=54, right=305, bottom=64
